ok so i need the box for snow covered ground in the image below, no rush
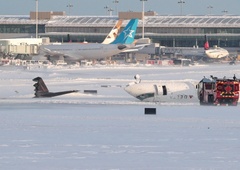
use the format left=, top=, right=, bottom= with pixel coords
left=1, top=64, right=240, bottom=169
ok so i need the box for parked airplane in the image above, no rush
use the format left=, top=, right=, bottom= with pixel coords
left=204, top=35, right=229, bottom=59
left=41, top=19, right=138, bottom=61
left=160, top=35, right=229, bottom=61
left=33, top=77, right=78, bottom=98
left=124, top=74, right=198, bottom=103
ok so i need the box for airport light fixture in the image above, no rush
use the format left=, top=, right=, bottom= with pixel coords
left=140, top=0, right=147, bottom=39
left=207, top=5, right=213, bottom=15
left=108, top=8, right=114, bottom=16
left=104, top=6, right=113, bottom=16
left=113, top=0, right=119, bottom=16
left=178, top=0, right=185, bottom=15
left=67, top=3, right=73, bottom=15
left=222, top=9, right=228, bottom=15
left=104, top=5, right=109, bottom=15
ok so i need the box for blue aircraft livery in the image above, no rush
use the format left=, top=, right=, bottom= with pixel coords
left=111, top=18, right=138, bottom=44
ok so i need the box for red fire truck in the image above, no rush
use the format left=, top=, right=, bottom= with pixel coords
left=197, top=75, right=239, bottom=106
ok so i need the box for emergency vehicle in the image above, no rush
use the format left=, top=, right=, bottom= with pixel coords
left=197, top=75, right=239, bottom=106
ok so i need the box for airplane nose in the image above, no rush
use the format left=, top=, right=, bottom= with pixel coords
left=118, top=44, right=127, bottom=50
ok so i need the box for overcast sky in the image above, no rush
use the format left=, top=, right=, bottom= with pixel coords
left=0, top=0, right=239, bottom=16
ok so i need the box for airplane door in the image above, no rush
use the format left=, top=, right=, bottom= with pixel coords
left=154, top=85, right=167, bottom=96
left=162, top=85, right=167, bottom=95
left=153, top=84, right=168, bottom=102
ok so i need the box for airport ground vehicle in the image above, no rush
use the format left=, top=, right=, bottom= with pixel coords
left=197, top=75, right=239, bottom=106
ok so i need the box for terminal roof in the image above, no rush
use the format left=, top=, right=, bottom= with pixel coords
left=1, top=15, right=240, bottom=27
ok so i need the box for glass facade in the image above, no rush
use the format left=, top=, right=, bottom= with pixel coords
left=46, top=26, right=111, bottom=34
left=0, top=24, right=45, bottom=34
left=148, top=35, right=240, bottom=48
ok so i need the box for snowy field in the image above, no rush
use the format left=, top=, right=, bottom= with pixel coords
left=1, top=64, right=240, bottom=169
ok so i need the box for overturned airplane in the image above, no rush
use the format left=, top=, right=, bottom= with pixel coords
left=124, top=74, right=198, bottom=103
left=33, top=77, right=78, bottom=98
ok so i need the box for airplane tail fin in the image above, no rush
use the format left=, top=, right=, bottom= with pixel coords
left=111, top=18, right=139, bottom=44
left=204, top=35, right=210, bottom=50
left=33, top=77, right=49, bottom=97
left=102, top=19, right=123, bottom=44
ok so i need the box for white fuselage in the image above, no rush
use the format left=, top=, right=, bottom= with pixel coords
left=42, top=43, right=127, bottom=61
left=124, top=81, right=198, bottom=103
left=205, top=47, right=229, bottom=59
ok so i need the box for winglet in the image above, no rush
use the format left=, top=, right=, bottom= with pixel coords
left=111, top=18, right=139, bottom=44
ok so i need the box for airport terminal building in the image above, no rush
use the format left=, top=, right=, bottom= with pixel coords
left=1, top=11, right=240, bottom=48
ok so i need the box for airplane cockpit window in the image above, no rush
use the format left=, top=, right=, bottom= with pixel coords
left=136, top=93, right=154, bottom=101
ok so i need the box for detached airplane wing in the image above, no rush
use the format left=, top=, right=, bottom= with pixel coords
left=33, top=77, right=78, bottom=98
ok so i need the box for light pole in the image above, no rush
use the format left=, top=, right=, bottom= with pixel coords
left=222, top=9, right=228, bottom=15
left=113, top=0, right=119, bottom=16
left=178, top=0, right=185, bottom=15
left=104, top=5, right=109, bottom=15
left=35, top=0, right=38, bottom=38
left=140, top=0, right=147, bottom=39
left=67, top=3, right=73, bottom=15
left=207, top=5, right=213, bottom=15
left=108, top=8, right=114, bottom=16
